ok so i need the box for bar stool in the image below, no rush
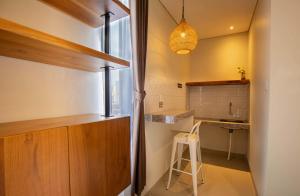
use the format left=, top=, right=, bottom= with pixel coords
left=166, top=121, right=205, bottom=195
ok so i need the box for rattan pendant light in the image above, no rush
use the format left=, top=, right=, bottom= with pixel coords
left=169, top=0, right=198, bottom=55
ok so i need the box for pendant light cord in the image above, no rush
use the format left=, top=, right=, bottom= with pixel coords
left=182, top=0, right=185, bottom=19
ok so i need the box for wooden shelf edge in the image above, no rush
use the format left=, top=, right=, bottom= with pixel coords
left=39, top=0, right=130, bottom=28
left=113, top=0, right=130, bottom=15
left=186, top=80, right=250, bottom=86
left=0, top=114, right=130, bottom=137
left=0, top=18, right=130, bottom=72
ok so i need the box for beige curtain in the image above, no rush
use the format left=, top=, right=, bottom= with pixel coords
left=130, top=0, right=148, bottom=195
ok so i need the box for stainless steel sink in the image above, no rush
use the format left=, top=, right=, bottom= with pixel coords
left=195, top=117, right=250, bottom=129
left=216, top=119, right=249, bottom=130
left=195, top=117, right=250, bottom=160
left=219, top=119, right=248, bottom=123
left=216, top=119, right=249, bottom=160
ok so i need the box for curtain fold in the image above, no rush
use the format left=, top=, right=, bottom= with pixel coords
left=130, top=0, right=149, bottom=195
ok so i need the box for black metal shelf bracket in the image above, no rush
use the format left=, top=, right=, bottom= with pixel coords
left=102, top=12, right=114, bottom=117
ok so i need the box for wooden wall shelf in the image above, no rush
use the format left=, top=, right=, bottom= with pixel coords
left=0, top=18, right=130, bottom=72
left=186, top=80, right=250, bottom=86
left=39, top=0, right=130, bottom=27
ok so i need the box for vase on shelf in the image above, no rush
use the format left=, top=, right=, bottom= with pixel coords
left=241, top=72, right=246, bottom=80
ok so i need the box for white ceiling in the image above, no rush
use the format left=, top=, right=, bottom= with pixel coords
left=160, top=0, right=257, bottom=39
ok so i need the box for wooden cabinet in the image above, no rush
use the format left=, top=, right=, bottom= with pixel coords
left=69, top=117, right=130, bottom=196
left=0, top=127, right=70, bottom=196
left=0, top=115, right=131, bottom=196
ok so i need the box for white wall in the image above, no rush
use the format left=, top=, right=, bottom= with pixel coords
left=190, top=32, right=249, bottom=82
left=0, top=0, right=103, bottom=122
left=143, top=0, right=190, bottom=194
left=249, top=0, right=300, bottom=195
left=248, top=0, right=271, bottom=194
left=264, top=0, right=300, bottom=195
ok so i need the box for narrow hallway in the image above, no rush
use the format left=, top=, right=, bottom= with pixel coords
left=147, top=150, right=256, bottom=196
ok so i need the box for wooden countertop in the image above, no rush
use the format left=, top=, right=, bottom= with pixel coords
left=0, top=114, right=129, bottom=137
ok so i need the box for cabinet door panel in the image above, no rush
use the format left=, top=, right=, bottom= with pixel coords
left=69, top=117, right=131, bottom=196
left=2, top=127, right=70, bottom=196
left=69, top=122, right=107, bottom=196
left=106, top=117, right=131, bottom=195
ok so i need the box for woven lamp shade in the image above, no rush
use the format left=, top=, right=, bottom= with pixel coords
left=169, top=19, right=198, bottom=55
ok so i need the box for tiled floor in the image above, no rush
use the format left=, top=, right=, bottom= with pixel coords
left=201, top=148, right=250, bottom=172
left=146, top=149, right=256, bottom=196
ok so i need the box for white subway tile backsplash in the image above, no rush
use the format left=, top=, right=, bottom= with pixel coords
left=189, top=85, right=250, bottom=120
left=145, top=77, right=188, bottom=114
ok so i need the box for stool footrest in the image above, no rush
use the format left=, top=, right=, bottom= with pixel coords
left=181, top=158, right=190, bottom=161
left=171, top=158, right=191, bottom=167
left=171, top=163, right=203, bottom=176
left=172, top=168, right=192, bottom=176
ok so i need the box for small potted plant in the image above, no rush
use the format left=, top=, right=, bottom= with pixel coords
left=237, top=67, right=246, bottom=80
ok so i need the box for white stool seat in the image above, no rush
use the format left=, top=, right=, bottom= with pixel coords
left=166, top=121, right=205, bottom=196
left=175, top=132, right=199, bottom=144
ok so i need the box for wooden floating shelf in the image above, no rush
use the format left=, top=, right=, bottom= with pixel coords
left=39, top=0, right=130, bottom=27
left=186, top=80, right=250, bottom=86
left=0, top=18, right=130, bottom=72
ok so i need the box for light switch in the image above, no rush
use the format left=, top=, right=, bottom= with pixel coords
left=159, top=101, right=164, bottom=108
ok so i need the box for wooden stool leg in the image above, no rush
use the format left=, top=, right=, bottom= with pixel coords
left=167, top=140, right=177, bottom=190
left=189, top=142, right=198, bottom=196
